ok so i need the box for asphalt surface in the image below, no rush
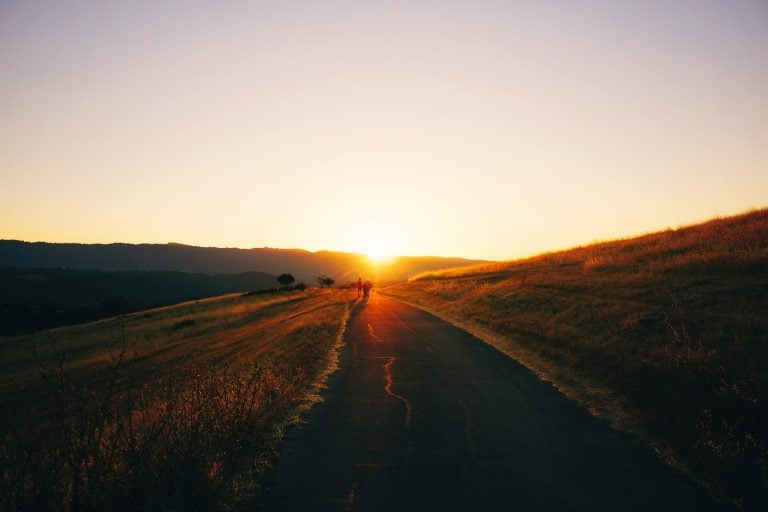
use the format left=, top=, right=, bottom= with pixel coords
left=258, top=294, right=723, bottom=511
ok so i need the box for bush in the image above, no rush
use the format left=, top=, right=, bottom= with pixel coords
left=276, top=273, right=295, bottom=287
left=316, top=276, right=335, bottom=288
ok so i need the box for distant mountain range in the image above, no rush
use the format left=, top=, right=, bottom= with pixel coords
left=0, top=240, right=487, bottom=284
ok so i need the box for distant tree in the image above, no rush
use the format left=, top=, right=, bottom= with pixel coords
left=317, top=276, right=335, bottom=288
left=276, top=273, right=295, bottom=287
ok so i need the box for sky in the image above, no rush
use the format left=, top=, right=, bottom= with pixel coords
left=1, top=1, right=766, bottom=261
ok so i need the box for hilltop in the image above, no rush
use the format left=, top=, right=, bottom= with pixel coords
left=0, top=241, right=487, bottom=284
left=384, top=208, right=768, bottom=511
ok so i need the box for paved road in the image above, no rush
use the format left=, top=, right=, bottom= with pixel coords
left=258, top=294, right=722, bottom=511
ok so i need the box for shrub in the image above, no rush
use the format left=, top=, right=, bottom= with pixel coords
left=276, top=273, right=295, bottom=287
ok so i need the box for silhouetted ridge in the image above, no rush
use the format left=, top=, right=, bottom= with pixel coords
left=0, top=240, right=487, bottom=283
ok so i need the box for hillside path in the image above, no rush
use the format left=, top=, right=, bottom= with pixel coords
left=258, top=294, right=722, bottom=511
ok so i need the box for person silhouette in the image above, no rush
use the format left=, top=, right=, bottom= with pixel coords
left=362, top=280, right=372, bottom=299
left=357, top=277, right=363, bottom=297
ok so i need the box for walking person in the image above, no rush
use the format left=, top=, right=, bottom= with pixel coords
left=357, top=277, right=363, bottom=297
left=362, top=280, right=372, bottom=300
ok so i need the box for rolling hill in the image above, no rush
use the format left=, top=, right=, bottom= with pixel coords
left=0, top=288, right=350, bottom=510
left=383, top=208, right=768, bottom=510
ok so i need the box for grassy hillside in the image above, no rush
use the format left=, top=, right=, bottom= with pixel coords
left=0, top=288, right=351, bottom=511
left=0, top=240, right=487, bottom=284
left=0, top=267, right=277, bottom=336
left=384, top=208, right=768, bottom=511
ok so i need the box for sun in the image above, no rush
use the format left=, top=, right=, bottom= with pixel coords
left=358, top=234, right=400, bottom=263
left=364, top=239, right=387, bottom=262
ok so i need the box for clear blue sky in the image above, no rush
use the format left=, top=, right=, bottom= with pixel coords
left=1, top=1, right=766, bottom=259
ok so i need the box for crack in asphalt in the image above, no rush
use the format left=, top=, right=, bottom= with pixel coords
left=383, top=356, right=412, bottom=430
left=367, top=323, right=381, bottom=341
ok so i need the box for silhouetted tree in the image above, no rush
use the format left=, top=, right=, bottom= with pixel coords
left=317, top=276, right=335, bottom=288
left=277, top=273, right=295, bottom=287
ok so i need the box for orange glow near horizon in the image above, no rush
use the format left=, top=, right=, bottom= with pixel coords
left=350, top=232, right=404, bottom=263
left=1, top=2, right=767, bottom=261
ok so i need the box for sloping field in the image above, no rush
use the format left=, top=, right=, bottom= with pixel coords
left=384, top=208, right=768, bottom=511
left=0, top=289, right=350, bottom=511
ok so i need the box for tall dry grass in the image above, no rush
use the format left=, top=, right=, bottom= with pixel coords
left=387, top=208, right=768, bottom=511
left=411, top=208, right=767, bottom=280
left=0, top=289, right=350, bottom=511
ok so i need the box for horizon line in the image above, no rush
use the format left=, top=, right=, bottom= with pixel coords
left=3, top=205, right=765, bottom=265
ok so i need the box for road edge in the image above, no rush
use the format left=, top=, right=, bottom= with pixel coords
left=376, top=289, right=727, bottom=509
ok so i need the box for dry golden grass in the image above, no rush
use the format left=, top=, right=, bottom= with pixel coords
left=2, top=290, right=339, bottom=381
left=386, top=207, right=768, bottom=511
left=0, top=288, right=351, bottom=511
